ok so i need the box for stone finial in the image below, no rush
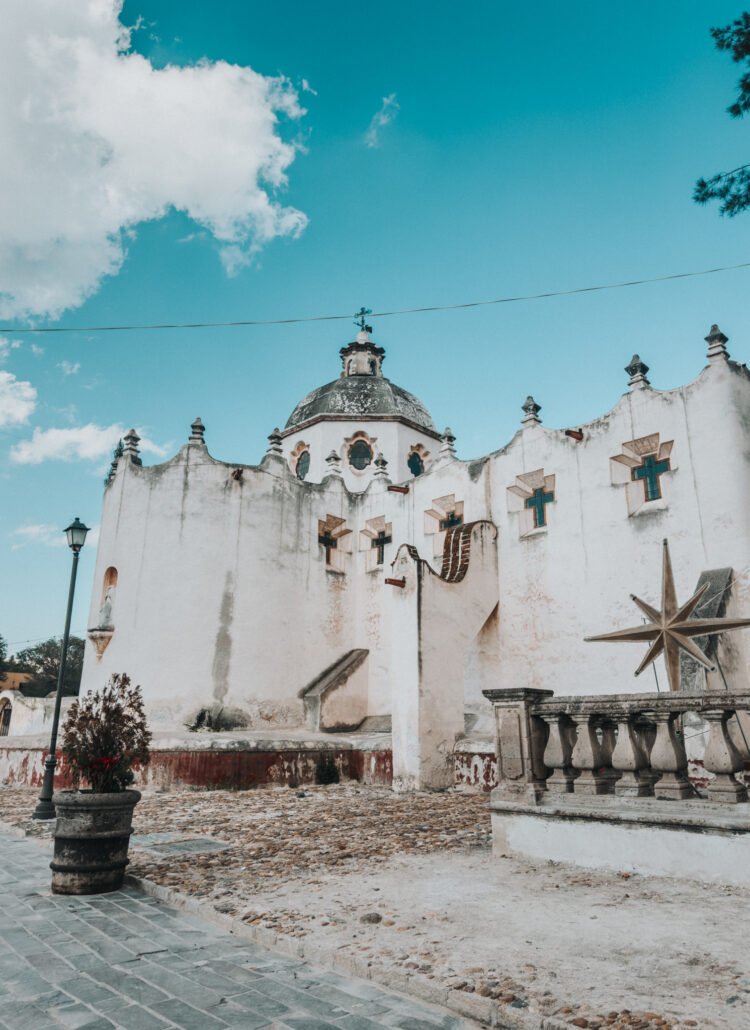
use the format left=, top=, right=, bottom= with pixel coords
left=266, top=428, right=283, bottom=457
left=705, top=324, right=729, bottom=363
left=189, top=417, right=206, bottom=443
left=373, top=452, right=389, bottom=478
left=105, top=438, right=124, bottom=485
left=521, top=396, right=542, bottom=426
left=325, top=449, right=343, bottom=477
left=439, top=427, right=457, bottom=461
left=122, top=428, right=142, bottom=466
left=625, top=354, right=650, bottom=390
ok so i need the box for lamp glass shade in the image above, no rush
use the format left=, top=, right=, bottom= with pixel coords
left=64, top=517, right=90, bottom=552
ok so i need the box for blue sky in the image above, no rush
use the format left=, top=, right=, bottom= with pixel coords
left=2, top=1, right=750, bottom=651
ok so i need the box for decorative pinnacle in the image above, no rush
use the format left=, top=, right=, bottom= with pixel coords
left=705, top=324, right=729, bottom=362
left=354, top=306, right=372, bottom=332
left=266, top=428, right=283, bottom=456
left=122, top=428, right=141, bottom=466
left=373, top=452, right=389, bottom=477
left=521, top=396, right=542, bottom=425
left=439, top=427, right=457, bottom=462
left=625, top=354, right=650, bottom=389
left=325, top=449, right=343, bottom=477
left=190, top=417, right=205, bottom=443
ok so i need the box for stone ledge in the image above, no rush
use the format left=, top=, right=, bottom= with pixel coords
left=490, top=793, right=750, bottom=836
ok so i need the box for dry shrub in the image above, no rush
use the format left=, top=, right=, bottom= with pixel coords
left=61, top=673, right=151, bottom=792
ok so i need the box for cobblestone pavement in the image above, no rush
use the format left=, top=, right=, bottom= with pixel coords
left=0, top=826, right=480, bottom=1030
left=2, top=786, right=747, bottom=1029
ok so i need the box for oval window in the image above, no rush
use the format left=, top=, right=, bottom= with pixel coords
left=348, top=440, right=373, bottom=470
left=408, top=452, right=424, bottom=477
left=296, top=451, right=310, bottom=480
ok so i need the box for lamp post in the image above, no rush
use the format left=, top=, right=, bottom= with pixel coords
left=32, top=517, right=90, bottom=821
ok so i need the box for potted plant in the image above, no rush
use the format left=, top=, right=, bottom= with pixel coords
left=50, top=673, right=151, bottom=895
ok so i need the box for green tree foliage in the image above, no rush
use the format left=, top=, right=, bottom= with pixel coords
left=62, top=674, right=151, bottom=793
left=0, top=635, right=6, bottom=683
left=12, top=636, right=85, bottom=697
left=695, top=12, right=750, bottom=215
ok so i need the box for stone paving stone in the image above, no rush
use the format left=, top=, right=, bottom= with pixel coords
left=0, top=827, right=481, bottom=1030
left=150, top=999, right=228, bottom=1029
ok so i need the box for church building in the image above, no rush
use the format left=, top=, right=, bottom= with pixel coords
left=73, top=321, right=750, bottom=790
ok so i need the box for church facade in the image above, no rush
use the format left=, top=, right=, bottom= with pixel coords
left=78, top=323, right=750, bottom=789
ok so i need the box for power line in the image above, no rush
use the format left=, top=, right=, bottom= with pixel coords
left=2, top=260, right=749, bottom=335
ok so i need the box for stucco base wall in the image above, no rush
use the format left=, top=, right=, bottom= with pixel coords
left=0, top=738, right=504, bottom=791
left=491, top=796, right=750, bottom=886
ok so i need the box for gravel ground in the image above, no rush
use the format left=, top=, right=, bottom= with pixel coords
left=1, top=783, right=747, bottom=1030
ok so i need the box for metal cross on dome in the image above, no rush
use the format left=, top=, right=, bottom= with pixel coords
left=585, top=539, right=750, bottom=692
left=354, top=307, right=372, bottom=332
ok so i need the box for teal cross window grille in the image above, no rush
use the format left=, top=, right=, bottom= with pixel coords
left=296, top=451, right=310, bottom=481
left=439, top=511, right=463, bottom=531
left=408, top=452, right=424, bottom=477
left=632, top=454, right=669, bottom=501
left=318, top=529, right=337, bottom=563
left=371, top=530, right=392, bottom=564
left=525, top=487, right=554, bottom=528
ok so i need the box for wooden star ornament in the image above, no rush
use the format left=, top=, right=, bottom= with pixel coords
left=585, top=539, right=750, bottom=692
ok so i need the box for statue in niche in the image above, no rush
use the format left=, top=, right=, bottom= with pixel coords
left=97, top=586, right=115, bottom=630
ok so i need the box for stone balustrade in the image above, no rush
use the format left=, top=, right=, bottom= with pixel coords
left=482, top=688, right=750, bottom=806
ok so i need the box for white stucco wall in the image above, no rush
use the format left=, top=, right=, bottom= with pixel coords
left=78, top=341, right=750, bottom=739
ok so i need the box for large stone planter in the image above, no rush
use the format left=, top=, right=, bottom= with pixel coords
left=50, top=789, right=140, bottom=895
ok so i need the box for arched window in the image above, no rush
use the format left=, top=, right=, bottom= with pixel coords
left=0, top=700, right=11, bottom=737
left=348, top=440, right=373, bottom=470
left=296, top=450, right=310, bottom=480
left=408, top=451, right=424, bottom=477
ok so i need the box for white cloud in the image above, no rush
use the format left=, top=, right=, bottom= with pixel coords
left=364, top=93, right=400, bottom=148
left=10, top=422, right=169, bottom=464
left=0, top=1, right=308, bottom=321
left=0, top=371, right=37, bottom=427
left=30, top=343, right=44, bottom=356
left=0, top=336, right=22, bottom=362
left=58, top=360, right=80, bottom=376
left=12, top=522, right=99, bottom=551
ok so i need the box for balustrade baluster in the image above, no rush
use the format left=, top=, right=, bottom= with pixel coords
left=702, top=707, right=749, bottom=804
left=642, top=708, right=692, bottom=800
left=612, top=714, right=653, bottom=797
left=570, top=712, right=611, bottom=794
left=540, top=713, right=577, bottom=793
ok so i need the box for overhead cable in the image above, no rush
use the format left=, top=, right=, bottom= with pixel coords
left=1, top=260, right=749, bottom=335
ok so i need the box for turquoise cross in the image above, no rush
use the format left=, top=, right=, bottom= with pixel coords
left=632, top=454, right=669, bottom=501
left=354, top=307, right=372, bottom=331
left=525, top=487, right=554, bottom=528
left=439, top=511, right=463, bottom=531
left=371, top=529, right=392, bottom=564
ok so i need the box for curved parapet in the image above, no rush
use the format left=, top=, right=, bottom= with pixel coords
left=439, top=520, right=497, bottom=583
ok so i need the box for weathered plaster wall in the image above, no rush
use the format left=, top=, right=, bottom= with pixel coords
left=77, top=341, right=750, bottom=759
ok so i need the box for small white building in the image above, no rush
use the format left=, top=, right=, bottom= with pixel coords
left=73, top=322, right=750, bottom=789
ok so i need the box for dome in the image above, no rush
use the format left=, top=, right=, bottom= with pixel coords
left=284, top=375, right=437, bottom=434
left=283, top=327, right=439, bottom=436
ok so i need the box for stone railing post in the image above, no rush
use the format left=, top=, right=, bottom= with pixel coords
left=539, top=712, right=577, bottom=793
left=642, top=708, right=692, bottom=800
left=612, top=714, right=653, bottom=797
left=483, top=689, right=553, bottom=804
left=569, top=712, right=612, bottom=794
left=702, top=706, right=749, bottom=804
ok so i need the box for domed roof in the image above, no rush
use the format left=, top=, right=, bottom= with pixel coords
left=284, top=375, right=438, bottom=434
left=283, top=327, right=439, bottom=436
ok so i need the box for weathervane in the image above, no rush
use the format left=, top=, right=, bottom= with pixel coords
left=354, top=306, right=372, bottom=332
left=585, top=538, right=750, bottom=692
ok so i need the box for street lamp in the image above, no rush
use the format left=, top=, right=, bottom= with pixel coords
left=32, top=517, right=90, bottom=821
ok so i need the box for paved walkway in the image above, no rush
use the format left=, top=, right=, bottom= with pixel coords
left=0, top=830, right=476, bottom=1030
